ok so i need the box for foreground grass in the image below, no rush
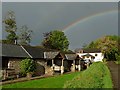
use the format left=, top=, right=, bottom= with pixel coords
left=64, top=62, right=113, bottom=88
left=2, top=72, right=80, bottom=88
left=102, top=63, right=113, bottom=88
left=0, top=83, right=1, bottom=90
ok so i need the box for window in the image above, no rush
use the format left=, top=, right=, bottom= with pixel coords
left=82, top=56, right=85, bottom=59
left=87, top=56, right=89, bottom=58
left=47, top=60, right=52, bottom=66
left=79, top=50, right=83, bottom=53
left=91, top=57, right=95, bottom=59
left=95, top=54, right=97, bottom=56
left=2, top=57, right=9, bottom=69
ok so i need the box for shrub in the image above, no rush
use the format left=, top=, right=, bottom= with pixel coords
left=115, top=53, right=120, bottom=63
left=102, top=58, right=107, bottom=63
left=20, top=58, right=36, bottom=75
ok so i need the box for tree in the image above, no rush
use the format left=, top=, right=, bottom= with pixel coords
left=0, top=39, right=10, bottom=44
left=82, top=43, right=87, bottom=48
left=18, top=25, right=33, bottom=45
left=86, top=41, right=96, bottom=48
left=87, top=35, right=119, bottom=60
left=3, top=10, right=18, bottom=44
left=42, top=30, right=69, bottom=51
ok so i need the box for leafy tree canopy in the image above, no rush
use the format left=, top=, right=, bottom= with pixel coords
left=86, top=35, right=120, bottom=60
left=3, top=10, right=33, bottom=45
left=42, top=30, right=69, bottom=51
left=3, top=10, right=18, bottom=44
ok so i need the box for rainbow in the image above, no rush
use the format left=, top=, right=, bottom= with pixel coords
left=62, top=9, right=118, bottom=32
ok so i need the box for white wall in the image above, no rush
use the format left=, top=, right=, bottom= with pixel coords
left=77, top=52, right=104, bottom=62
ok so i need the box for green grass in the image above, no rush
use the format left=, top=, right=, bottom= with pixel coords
left=2, top=72, right=80, bottom=88
left=0, top=85, right=2, bottom=90
left=64, top=62, right=113, bottom=88
left=102, top=65, right=113, bottom=88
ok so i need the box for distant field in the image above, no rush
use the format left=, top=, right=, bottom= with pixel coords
left=2, top=72, right=80, bottom=88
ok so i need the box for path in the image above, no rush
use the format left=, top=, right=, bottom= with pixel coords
left=107, top=61, right=120, bottom=89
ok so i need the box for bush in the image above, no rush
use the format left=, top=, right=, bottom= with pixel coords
left=64, top=62, right=112, bottom=88
left=115, top=53, right=120, bottom=64
left=20, top=58, right=36, bottom=75
left=102, top=58, right=107, bottom=63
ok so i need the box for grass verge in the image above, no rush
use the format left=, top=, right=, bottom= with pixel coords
left=64, top=62, right=113, bottom=88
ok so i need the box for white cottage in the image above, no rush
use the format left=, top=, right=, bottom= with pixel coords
left=76, top=48, right=104, bottom=62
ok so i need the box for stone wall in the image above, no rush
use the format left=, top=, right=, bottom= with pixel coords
left=8, top=58, right=21, bottom=74
left=45, top=66, right=53, bottom=75
left=8, top=58, right=47, bottom=76
left=35, top=59, right=46, bottom=76
left=0, top=69, right=2, bottom=78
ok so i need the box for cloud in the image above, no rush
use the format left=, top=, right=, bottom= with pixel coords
left=0, top=2, right=2, bottom=39
left=2, top=2, right=118, bottom=49
left=64, top=11, right=118, bottom=50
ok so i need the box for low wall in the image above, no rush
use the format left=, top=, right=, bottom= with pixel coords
left=8, top=59, right=21, bottom=73
left=35, top=60, right=46, bottom=76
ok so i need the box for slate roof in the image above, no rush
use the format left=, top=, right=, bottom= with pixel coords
left=81, top=53, right=95, bottom=57
left=76, top=48, right=101, bottom=53
left=59, top=51, right=81, bottom=60
left=1, top=43, right=30, bottom=58
left=44, top=51, right=79, bottom=60
left=65, top=54, right=77, bottom=60
left=1, top=44, right=62, bottom=59
left=83, top=48, right=101, bottom=53
left=22, top=45, right=46, bottom=59
left=1, top=43, right=81, bottom=60
left=44, top=51, right=60, bottom=59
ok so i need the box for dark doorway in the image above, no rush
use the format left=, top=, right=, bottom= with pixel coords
left=2, top=57, right=9, bottom=69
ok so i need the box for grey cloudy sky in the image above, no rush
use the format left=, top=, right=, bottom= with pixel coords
left=2, top=0, right=119, bottom=2
left=2, top=2, right=118, bottom=50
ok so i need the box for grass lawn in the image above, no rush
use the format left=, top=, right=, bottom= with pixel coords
left=2, top=72, right=80, bottom=88
left=102, top=63, right=113, bottom=88
left=0, top=86, right=1, bottom=90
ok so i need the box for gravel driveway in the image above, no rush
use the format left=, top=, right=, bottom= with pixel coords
left=107, top=61, right=120, bottom=89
